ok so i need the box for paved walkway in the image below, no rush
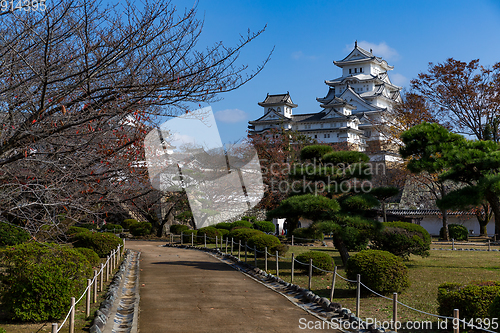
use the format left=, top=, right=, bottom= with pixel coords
left=126, top=241, right=339, bottom=332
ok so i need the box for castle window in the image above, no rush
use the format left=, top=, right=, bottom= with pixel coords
left=320, top=124, right=324, bottom=128
left=314, top=135, right=317, bottom=138
left=349, top=69, right=352, bottom=74
left=354, top=68, right=357, bottom=73
left=360, top=67, right=363, bottom=73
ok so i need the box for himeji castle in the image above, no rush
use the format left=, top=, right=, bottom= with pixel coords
left=248, top=41, right=402, bottom=161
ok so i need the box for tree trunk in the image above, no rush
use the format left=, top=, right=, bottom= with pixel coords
left=382, top=203, right=387, bottom=222
left=332, top=234, right=350, bottom=266
left=441, top=208, right=449, bottom=241
left=487, top=193, right=500, bottom=237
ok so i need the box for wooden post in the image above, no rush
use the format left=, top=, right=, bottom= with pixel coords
left=454, top=308, right=459, bottom=333
left=308, top=258, right=313, bottom=290
left=100, top=263, right=104, bottom=292
left=330, top=266, right=337, bottom=302
left=216, top=236, right=218, bottom=249
left=86, top=279, right=91, bottom=318
left=105, top=256, right=109, bottom=281
left=276, top=251, right=279, bottom=277
left=393, top=292, right=398, bottom=332
left=489, top=240, right=491, bottom=251
left=225, top=237, right=228, bottom=253
left=231, top=238, right=234, bottom=255
left=51, top=323, right=57, bottom=333
left=264, top=247, right=268, bottom=272
left=69, top=297, right=75, bottom=333
left=291, top=253, right=295, bottom=283
left=254, top=245, right=257, bottom=267
left=356, top=274, right=361, bottom=318
left=181, top=232, right=183, bottom=245
left=245, top=241, right=247, bottom=263
left=452, top=238, right=455, bottom=250
left=291, top=235, right=294, bottom=246
left=238, top=240, right=241, bottom=260
left=204, top=234, right=207, bottom=248
left=123, top=238, right=126, bottom=253
left=191, top=232, right=194, bottom=246
left=93, top=270, right=98, bottom=303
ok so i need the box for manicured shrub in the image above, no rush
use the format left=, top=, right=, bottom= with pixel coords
left=340, top=226, right=369, bottom=251
left=80, top=223, right=98, bottom=230
left=182, top=229, right=197, bottom=243
left=217, top=228, right=230, bottom=238
left=371, top=221, right=431, bottom=259
left=0, top=242, right=92, bottom=321
left=489, top=295, right=500, bottom=319
left=292, top=227, right=324, bottom=243
left=253, top=220, right=275, bottom=233
left=438, top=281, right=500, bottom=319
left=101, top=223, right=123, bottom=233
left=67, top=226, right=91, bottom=237
left=73, top=232, right=123, bottom=257
left=228, top=228, right=263, bottom=243
left=296, top=251, right=335, bottom=275
left=122, top=219, right=138, bottom=230
left=346, top=250, right=410, bottom=294
left=440, top=224, right=468, bottom=241
left=75, top=247, right=100, bottom=267
left=170, top=224, right=190, bottom=235
left=247, top=234, right=281, bottom=256
left=0, top=223, right=30, bottom=246
left=300, top=144, right=333, bottom=161
left=274, top=243, right=289, bottom=256
left=197, top=227, right=221, bottom=243
left=214, top=222, right=233, bottom=230
left=240, top=216, right=257, bottom=222
left=129, top=222, right=152, bottom=236
left=231, top=220, right=253, bottom=229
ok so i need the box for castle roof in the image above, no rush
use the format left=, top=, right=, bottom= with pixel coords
left=258, top=92, right=298, bottom=108
left=334, top=42, right=394, bottom=71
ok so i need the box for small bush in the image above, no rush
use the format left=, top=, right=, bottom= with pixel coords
left=296, top=251, right=335, bottom=275
left=438, top=281, right=500, bottom=319
left=73, top=232, right=123, bottom=257
left=0, top=242, right=92, bottom=321
left=67, top=226, right=91, bottom=237
left=213, top=222, right=233, bottom=230
left=489, top=295, right=500, bottom=319
left=101, top=223, right=123, bottom=233
left=292, top=227, right=324, bottom=243
left=228, top=228, right=263, bottom=243
left=122, top=219, right=138, bottom=230
left=170, top=224, right=190, bottom=235
left=197, top=227, right=221, bottom=244
left=231, top=220, right=253, bottom=229
left=182, top=230, right=197, bottom=243
left=346, top=250, right=410, bottom=294
left=75, top=247, right=100, bottom=267
left=0, top=223, right=31, bottom=246
left=129, top=222, right=152, bottom=236
left=340, top=226, right=369, bottom=251
left=247, top=234, right=281, bottom=256
left=240, top=216, right=257, bottom=222
left=440, top=224, right=468, bottom=241
left=274, top=243, right=289, bottom=256
left=253, top=220, right=275, bottom=233
left=371, top=221, right=431, bottom=259
left=217, top=229, right=230, bottom=238
left=80, top=223, right=98, bottom=230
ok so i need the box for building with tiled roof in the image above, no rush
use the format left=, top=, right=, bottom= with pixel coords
left=248, top=41, right=402, bottom=161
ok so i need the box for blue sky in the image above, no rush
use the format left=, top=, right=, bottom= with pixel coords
left=187, top=0, right=500, bottom=144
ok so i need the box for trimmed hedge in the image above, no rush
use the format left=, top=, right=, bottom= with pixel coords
left=292, top=227, right=324, bottom=243
left=438, top=281, right=500, bottom=319
left=75, top=247, right=100, bottom=267
left=170, top=224, right=190, bottom=235
left=182, top=230, right=197, bottom=243
left=122, top=219, right=138, bottom=230
left=440, top=224, right=469, bottom=241
left=129, top=222, right=152, bottom=236
left=197, top=227, right=221, bottom=244
left=296, top=251, right=335, bottom=275
left=371, top=221, right=431, bottom=259
left=231, top=220, right=253, bottom=229
left=213, top=222, right=233, bottom=230
left=247, top=234, right=282, bottom=256
left=67, top=226, right=91, bottom=237
left=489, top=295, right=500, bottom=319
left=73, top=232, right=123, bottom=257
left=253, top=220, right=275, bottom=233
left=346, top=250, right=410, bottom=294
left=0, top=242, right=92, bottom=321
left=227, top=228, right=263, bottom=243
left=0, top=223, right=31, bottom=246
left=101, top=223, right=123, bottom=233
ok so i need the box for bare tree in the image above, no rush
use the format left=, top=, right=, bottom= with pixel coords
left=0, top=0, right=270, bottom=238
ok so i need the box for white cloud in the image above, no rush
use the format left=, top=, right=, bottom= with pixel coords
left=214, top=109, right=248, bottom=123
left=291, top=51, right=318, bottom=61
left=345, top=41, right=400, bottom=61
left=390, top=73, right=408, bottom=87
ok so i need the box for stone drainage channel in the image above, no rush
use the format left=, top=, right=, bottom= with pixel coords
left=166, top=244, right=396, bottom=333
left=90, top=249, right=140, bottom=333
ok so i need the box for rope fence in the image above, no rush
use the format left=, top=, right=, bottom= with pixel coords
left=169, top=232, right=498, bottom=333
left=50, top=243, right=125, bottom=333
